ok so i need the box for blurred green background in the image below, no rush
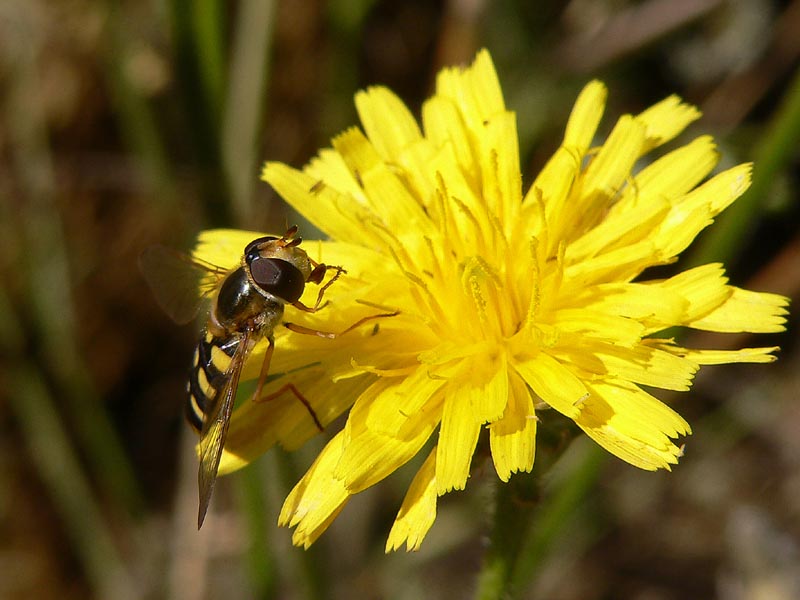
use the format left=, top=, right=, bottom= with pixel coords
left=0, top=1, right=798, bottom=598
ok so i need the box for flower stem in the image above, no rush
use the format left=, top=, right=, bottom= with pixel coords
left=475, top=436, right=607, bottom=599
left=237, top=463, right=277, bottom=599
left=512, top=442, right=607, bottom=591
left=475, top=471, right=541, bottom=600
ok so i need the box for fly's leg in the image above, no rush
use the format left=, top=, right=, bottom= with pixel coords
left=293, top=264, right=346, bottom=313
left=257, top=383, right=323, bottom=431
left=251, top=335, right=276, bottom=405
left=250, top=336, right=323, bottom=432
left=284, top=310, right=400, bottom=339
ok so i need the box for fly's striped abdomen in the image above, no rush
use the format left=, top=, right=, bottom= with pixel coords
left=186, top=333, right=240, bottom=432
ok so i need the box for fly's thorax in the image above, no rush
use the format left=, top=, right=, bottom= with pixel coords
left=211, top=266, right=281, bottom=332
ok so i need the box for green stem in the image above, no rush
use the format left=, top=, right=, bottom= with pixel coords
left=475, top=471, right=541, bottom=600
left=237, top=462, right=277, bottom=599
left=512, top=443, right=607, bottom=592
left=475, top=439, right=607, bottom=600
left=222, top=0, right=277, bottom=225
left=167, top=0, right=228, bottom=222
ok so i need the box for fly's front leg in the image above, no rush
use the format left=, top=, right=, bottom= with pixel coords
left=293, top=264, right=346, bottom=313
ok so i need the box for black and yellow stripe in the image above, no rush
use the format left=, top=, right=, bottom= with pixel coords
left=186, top=333, right=240, bottom=432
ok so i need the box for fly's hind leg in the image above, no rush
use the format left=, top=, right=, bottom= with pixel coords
left=251, top=336, right=323, bottom=432
left=258, top=383, right=323, bottom=431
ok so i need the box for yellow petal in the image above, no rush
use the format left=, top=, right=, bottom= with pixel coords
left=563, top=239, right=659, bottom=288
left=688, top=287, right=790, bottom=333
left=575, top=380, right=690, bottom=470
left=334, top=379, right=442, bottom=493
left=305, top=148, right=368, bottom=204
left=654, top=164, right=752, bottom=259
left=435, top=48, right=505, bottom=130
left=552, top=308, right=645, bottom=345
left=466, top=49, right=506, bottom=119
left=355, top=86, right=423, bottom=162
left=658, top=263, right=732, bottom=322
left=466, top=352, right=509, bottom=424
left=363, top=368, right=446, bottom=436
left=525, top=146, right=579, bottom=219
left=636, top=95, right=701, bottom=152
left=565, top=196, right=669, bottom=262
left=660, top=344, right=780, bottom=365
left=479, top=111, right=523, bottom=227
left=396, top=139, right=439, bottom=208
left=618, top=136, right=719, bottom=212
left=332, top=128, right=431, bottom=234
left=424, top=143, right=487, bottom=255
left=581, top=115, right=646, bottom=209
left=553, top=341, right=698, bottom=391
left=563, top=80, right=607, bottom=154
left=221, top=369, right=373, bottom=473
left=489, top=373, right=536, bottom=481
left=386, top=449, right=438, bottom=552
left=278, top=432, right=351, bottom=548
left=511, top=351, right=585, bottom=419
left=194, top=228, right=263, bottom=268
left=262, top=161, right=374, bottom=244
left=422, top=96, right=477, bottom=182
left=573, top=281, right=687, bottom=326
left=598, top=136, right=719, bottom=245
left=436, top=385, right=483, bottom=494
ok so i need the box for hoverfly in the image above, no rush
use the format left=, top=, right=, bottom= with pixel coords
left=140, top=226, right=344, bottom=527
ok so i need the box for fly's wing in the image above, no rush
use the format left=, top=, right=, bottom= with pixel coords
left=196, top=327, right=252, bottom=528
left=139, top=245, right=229, bottom=325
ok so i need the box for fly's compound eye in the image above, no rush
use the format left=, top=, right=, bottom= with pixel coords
left=248, top=256, right=305, bottom=303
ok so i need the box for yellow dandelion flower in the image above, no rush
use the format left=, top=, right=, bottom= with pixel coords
left=193, top=50, right=788, bottom=551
